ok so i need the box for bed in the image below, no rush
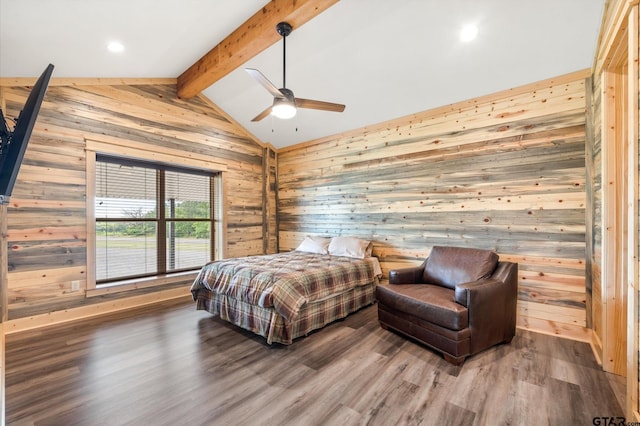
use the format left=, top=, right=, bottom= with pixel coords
left=190, top=236, right=381, bottom=344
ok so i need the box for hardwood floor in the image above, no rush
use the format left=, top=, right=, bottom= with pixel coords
left=6, top=298, right=623, bottom=425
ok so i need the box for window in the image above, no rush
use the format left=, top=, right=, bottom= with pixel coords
left=95, top=155, right=218, bottom=284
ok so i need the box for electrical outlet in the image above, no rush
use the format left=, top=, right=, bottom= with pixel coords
left=71, top=280, right=80, bottom=292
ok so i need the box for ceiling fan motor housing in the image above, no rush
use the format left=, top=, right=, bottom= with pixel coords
left=276, top=22, right=292, bottom=37
left=276, top=87, right=295, bottom=102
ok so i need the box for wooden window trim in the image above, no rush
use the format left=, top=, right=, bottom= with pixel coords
left=85, top=138, right=225, bottom=294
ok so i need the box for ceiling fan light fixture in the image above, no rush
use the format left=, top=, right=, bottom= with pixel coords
left=272, top=98, right=297, bottom=119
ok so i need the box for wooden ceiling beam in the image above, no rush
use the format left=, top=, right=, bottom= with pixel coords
left=177, top=0, right=339, bottom=99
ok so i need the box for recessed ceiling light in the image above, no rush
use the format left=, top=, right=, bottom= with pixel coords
left=460, top=24, right=478, bottom=42
left=107, top=41, right=125, bottom=53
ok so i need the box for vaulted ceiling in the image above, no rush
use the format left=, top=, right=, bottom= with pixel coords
left=0, top=0, right=604, bottom=149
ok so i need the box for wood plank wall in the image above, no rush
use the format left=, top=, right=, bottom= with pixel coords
left=0, top=81, right=273, bottom=321
left=278, top=70, right=590, bottom=340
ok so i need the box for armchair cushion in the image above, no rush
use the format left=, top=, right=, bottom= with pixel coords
left=376, top=283, right=468, bottom=330
left=423, top=246, right=498, bottom=289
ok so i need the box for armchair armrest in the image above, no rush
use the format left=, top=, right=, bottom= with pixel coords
left=454, top=261, right=518, bottom=354
left=455, top=261, right=517, bottom=307
left=388, top=259, right=427, bottom=284
left=454, top=278, right=498, bottom=307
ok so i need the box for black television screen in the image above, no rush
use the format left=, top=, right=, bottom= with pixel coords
left=0, top=63, right=54, bottom=204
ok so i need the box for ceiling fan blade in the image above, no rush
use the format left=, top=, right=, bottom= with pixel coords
left=296, top=98, right=346, bottom=113
left=251, top=105, right=273, bottom=122
left=245, top=68, right=285, bottom=99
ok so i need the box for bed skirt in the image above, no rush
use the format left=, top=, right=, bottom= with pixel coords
left=194, top=282, right=377, bottom=345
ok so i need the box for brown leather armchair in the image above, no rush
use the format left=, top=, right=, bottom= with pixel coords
left=376, top=245, right=518, bottom=365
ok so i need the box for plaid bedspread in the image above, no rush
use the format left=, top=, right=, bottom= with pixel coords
left=191, top=251, right=378, bottom=320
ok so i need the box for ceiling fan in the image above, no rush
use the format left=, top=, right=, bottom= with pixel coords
left=245, top=21, right=346, bottom=122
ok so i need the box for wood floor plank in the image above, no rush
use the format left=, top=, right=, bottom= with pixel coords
left=6, top=299, right=623, bottom=425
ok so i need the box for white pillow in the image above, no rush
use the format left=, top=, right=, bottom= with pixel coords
left=295, top=235, right=331, bottom=255
left=328, top=236, right=371, bottom=259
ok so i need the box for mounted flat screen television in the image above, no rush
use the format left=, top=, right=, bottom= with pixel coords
left=0, top=63, right=54, bottom=204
